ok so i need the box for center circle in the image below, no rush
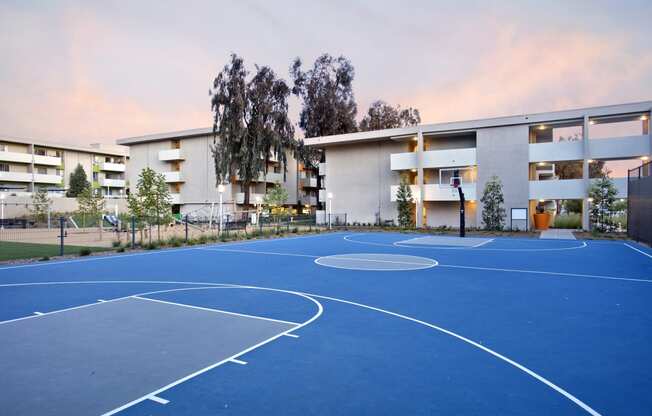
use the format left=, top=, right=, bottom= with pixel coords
left=314, top=253, right=437, bottom=271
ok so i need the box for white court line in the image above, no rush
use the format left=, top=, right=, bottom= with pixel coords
left=318, top=255, right=436, bottom=266
left=472, top=238, right=495, bottom=248
left=33, top=311, right=43, bottom=315
left=624, top=243, right=652, bottom=259
left=100, top=286, right=323, bottom=416
left=284, top=333, right=299, bottom=338
left=230, top=358, right=247, bottom=365
left=438, top=263, right=652, bottom=283
left=97, top=299, right=107, bottom=302
left=131, top=295, right=301, bottom=326
left=148, top=395, right=169, bottom=405
left=0, top=279, right=602, bottom=415
left=344, top=234, right=588, bottom=252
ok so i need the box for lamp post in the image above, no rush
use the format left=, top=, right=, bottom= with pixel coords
left=0, top=193, right=5, bottom=229
left=217, top=183, right=225, bottom=234
left=327, top=192, right=333, bottom=230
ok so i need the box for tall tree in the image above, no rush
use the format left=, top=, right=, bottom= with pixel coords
left=480, top=176, right=506, bottom=230
left=76, top=185, right=105, bottom=227
left=211, top=54, right=295, bottom=205
left=395, top=180, right=414, bottom=228
left=31, top=187, right=51, bottom=224
left=130, top=167, right=171, bottom=241
left=290, top=53, right=358, bottom=138
left=359, top=100, right=421, bottom=131
left=67, top=164, right=89, bottom=197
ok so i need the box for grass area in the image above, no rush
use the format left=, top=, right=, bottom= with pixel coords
left=0, top=241, right=108, bottom=262
left=553, top=213, right=582, bottom=229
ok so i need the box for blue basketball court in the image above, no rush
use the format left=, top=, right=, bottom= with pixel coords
left=0, top=231, right=651, bottom=415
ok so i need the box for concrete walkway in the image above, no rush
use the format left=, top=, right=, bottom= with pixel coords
left=539, top=229, right=577, bottom=240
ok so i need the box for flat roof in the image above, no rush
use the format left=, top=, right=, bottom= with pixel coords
left=116, top=127, right=214, bottom=145
left=0, top=136, right=128, bottom=156
left=304, top=100, right=652, bottom=147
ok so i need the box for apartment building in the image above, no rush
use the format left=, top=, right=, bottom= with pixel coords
left=305, top=101, right=652, bottom=230
left=117, top=128, right=319, bottom=217
left=0, top=138, right=128, bottom=199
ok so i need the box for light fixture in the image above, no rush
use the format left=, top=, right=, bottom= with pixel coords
left=412, top=137, right=418, bottom=141
left=538, top=162, right=546, bottom=166
left=587, top=159, right=594, bottom=163
left=538, top=125, right=546, bottom=130
left=641, top=115, right=648, bottom=121
left=619, top=198, right=625, bottom=202
left=642, top=156, right=649, bottom=161
left=217, top=184, right=225, bottom=193
left=539, top=199, right=545, bottom=202
left=589, top=120, right=596, bottom=125
left=410, top=169, right=417, bottom=172
left=587, top=197, right=594, bottom=202
left=327, top=192, right=333, bottom=199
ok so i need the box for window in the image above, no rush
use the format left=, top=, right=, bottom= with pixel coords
left=589, top=113, right=649, bottom=139
left=0, top=144, right=7, bottom=152
left=93, top=172, right=99, bottom=181
left=0, top=163, right=9, bottom=172
left=34, top=148, right=46, bottom=156
left=37, top=167, right=47, bottom=175
left=56, top=169, right=63, bottom=176
left=529, top=122, right=583, bottom=144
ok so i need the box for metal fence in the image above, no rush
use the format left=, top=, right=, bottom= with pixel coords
left=627, top=161, right=652, bottom=245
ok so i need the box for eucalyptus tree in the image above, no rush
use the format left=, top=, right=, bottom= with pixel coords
left=210, top=54, right=295, bottom=206
left=359, top=100, right=421, bottom=131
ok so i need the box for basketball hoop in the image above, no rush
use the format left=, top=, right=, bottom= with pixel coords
left=450, top=177, right=461, bottom=197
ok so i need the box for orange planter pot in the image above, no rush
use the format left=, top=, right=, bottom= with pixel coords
left=533, top=213, right=551, bottom=230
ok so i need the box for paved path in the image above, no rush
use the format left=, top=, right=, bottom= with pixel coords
left=539, top=229, right=576, bottom=240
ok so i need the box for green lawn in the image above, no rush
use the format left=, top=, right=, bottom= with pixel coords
left=0, top=241, right=109, bottom=262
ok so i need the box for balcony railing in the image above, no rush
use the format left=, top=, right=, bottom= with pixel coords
left=163, top=171, right=184, bottom=183
left=158, top=149, right=185, bottom=161
left=170, top=193, right=181, bottom=204
left=33, top=173, right=63, bottom=184
left=529, top=141, right=583, bottom=162
left=302, top=177, right=318, bottom=188
left=0, top=171, right=33, bottom=182
left=99, top=178, right=126, bottom=187
left=588, top=135, right=650, bottom=160
left=391, top=148, right=477, bottom=170
left=235, top=192, right=265, bottom=204
left=100, top=162, right=126, bottom=172
left=301, top=195, right=318, bottom=205
left=33, top=154, right=62, bottom=166
left=319, top=162, right=327, bottom=176
left=0, top=151, right=32, bottom=164
left=390, top=183, right=477, bottom=202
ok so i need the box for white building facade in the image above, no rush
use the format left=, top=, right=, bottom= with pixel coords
left=305, top=101, right=651, bottom=230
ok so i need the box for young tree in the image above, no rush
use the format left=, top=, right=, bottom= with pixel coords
left=588, top=172, right=618, bottom=232
left=480, top=175, right=506, bottom=230
left=263, top=182, right=289, bottom=228
left=395, top=180, right=414, bottom=228
left=31, top=187, right=51, bottom=224
left=76, top=185, right=105, bottom=227
left=359, top=100, right=421, bottom=131
left=66, top=164, right=89, bottom=197
left=131, top=168, right=172, bottom=241
left=211, top=54, right=295, bottom=205
left=290, top=53, right=358, bottom=138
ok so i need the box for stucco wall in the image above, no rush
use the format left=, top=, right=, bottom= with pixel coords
left=324, top=140, right=405, bottom=224
left=475, top=125, right=530, bottom=229
left=425, top=201, right=477, bottom=228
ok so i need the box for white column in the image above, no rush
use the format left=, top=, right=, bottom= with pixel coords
left=415, top=129, right=424, bottom=228
left=0, top=194, right=5, bottom=229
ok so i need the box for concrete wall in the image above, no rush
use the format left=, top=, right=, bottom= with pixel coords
left=324, top=140, right=404, bottom=224
left=476, top=125, right=530, bottom=229
left=1, top=196, right=127, bottom=218
left=425, top=201, right=477, bottom=228
left=425, top=134, right=476, bottom=151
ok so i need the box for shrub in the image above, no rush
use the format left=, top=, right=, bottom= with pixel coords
left=553, top=213, right=581, bottom=229
left=79, top=248, right=92, bottom=256
left=117, top=246, right=125, bottom=253
left=167, top=236, right=183, bottom=247
left=111, top=241, right=122, bottom=248
left=291, top=227, right=299, bottom=233
left=145, top=242, right=159, bottom=250
left=198, top=235, right=208, bottom=244
left=39, top=256, right=50, bottom=261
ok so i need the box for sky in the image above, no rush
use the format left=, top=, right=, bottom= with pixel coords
left=1, top=0, right=651, bottom=146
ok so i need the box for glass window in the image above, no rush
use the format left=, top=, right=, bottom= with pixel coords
left=0, top=163, right=9, bottom=172
left=37, top=167, right=47, bottom=175
left=589, top=159, right=643, bottom=178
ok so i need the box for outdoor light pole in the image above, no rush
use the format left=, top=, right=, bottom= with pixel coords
left=217, top=183, right=225, bottom=234
left=327, top=192, right=333, bottom=230
left=413, top=192, right=420, bottom=229
left=0, top=193, right=5, bottom=229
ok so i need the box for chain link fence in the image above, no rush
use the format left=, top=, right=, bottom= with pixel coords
left=627, top=161, right=651, bottom=245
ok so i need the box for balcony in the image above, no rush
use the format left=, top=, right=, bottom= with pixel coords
left=163, top=171, right=184, bottom=183
left=318, top=189, right=326, bottom=202
left=99, top=178, right=126, bottom=188
left=0, top=151, right=32, bottom=164
left=100, top=162, right=126, bottom=172
left=302, top=177, right=318, bottom=188
left=265, top=172, right=284, bottom=183
left=235, top=192, right=265, bottom=204
left=0, top=171, right=33, bottom=182
left=390, top=184, right=477, bottom=202
left=33, top=173, right=63, bottom=184
left=170, top=193, right=181, bottom=204
left=319, top=162, right=327, bottom=176
left=33, top=154, right=62, bottom=166
left=529, top=141, right=584, bottom=162
left=588, top=135, right=650, bottom=160
left=529, top=179, right=585, bottom=200
left=301, top=195, right=318, bottom=205
left=158, top=149, right=184, bottom=161
left=391, top=148, right=477, bottom=170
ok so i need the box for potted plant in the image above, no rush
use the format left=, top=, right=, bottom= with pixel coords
left=533, top=204, right=551, bottom=230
